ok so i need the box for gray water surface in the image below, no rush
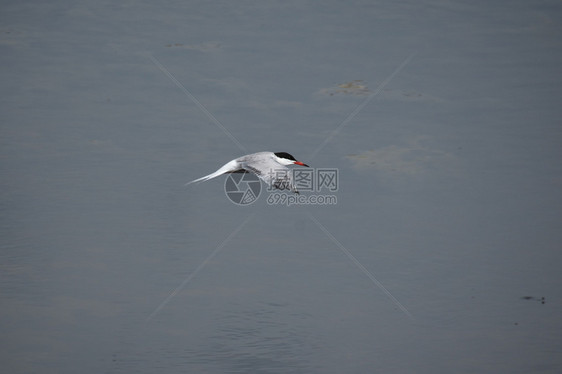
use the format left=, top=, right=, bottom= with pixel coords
left=2, top=1, right=562, bottom=373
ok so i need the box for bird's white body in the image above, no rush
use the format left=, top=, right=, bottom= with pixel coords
left=186, top=151, right=309, bottom=194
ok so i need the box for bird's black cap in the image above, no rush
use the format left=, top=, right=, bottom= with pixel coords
left=274, top=152, right=297, bottom=161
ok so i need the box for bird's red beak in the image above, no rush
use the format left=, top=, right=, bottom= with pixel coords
left=294, top=161, right=309, bottom=167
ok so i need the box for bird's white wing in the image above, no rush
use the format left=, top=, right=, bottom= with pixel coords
left=185, top=159, right=241, bottom=185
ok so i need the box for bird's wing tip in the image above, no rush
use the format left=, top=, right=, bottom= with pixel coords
left=185, top=178, right=202, bottom=186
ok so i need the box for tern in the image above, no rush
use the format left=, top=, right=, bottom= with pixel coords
left=186, top=152, right=310, bottom=194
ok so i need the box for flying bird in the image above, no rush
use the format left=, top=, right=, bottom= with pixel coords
left=186, top=152, right=309, bottom=194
